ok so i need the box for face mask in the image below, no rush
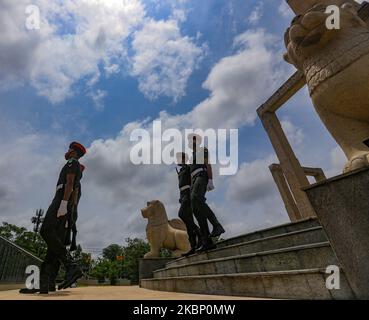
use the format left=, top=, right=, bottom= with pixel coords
left=65, top=150, right=73, bottom=160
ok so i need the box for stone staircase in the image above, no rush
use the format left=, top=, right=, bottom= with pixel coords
left=140, top=218, right=355, bottom=299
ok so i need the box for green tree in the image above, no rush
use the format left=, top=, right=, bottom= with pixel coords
left=102, top=244, right=123, bottom=262
left=72, top=245, right=92, bottom=274
left=0, top=222, right=46, bottom=259
left=90, top=258, right=109, bottom=282
left=90, top=258, right=120, bottom=285
left=121, top=238, right=150, bottom=284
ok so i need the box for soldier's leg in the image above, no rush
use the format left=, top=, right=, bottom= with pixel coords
left=194, top=176, right=225, bottom=238
left=40, top=218, right=70, bottom=267
left=40, top=203, right=82, bottom=290
left=190, top=177, right=209, bottom=238
left=70, top=226, right=77, bottom=252
left=178, top=198, right=198, bottom=249
left=203, top=203, right=225, bottom=238
left=191, top=176, right=216, bottom=251
left=48, top=259, right=60, bottom=292
left=39, top=249, right=55, bottom=294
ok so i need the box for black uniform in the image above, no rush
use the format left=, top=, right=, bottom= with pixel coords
left=177, top=165, right=200, bottom=249
left=39, top=158, right=82, bottom=292
left=190, top=147, right=222, bottom=247
left=65, top=178, right=82, bottom=251
left=70, top=181, right=82, bottom=251
left=48, top=170, right=83, bottom=289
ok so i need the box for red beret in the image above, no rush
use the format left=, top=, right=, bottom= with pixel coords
left=69, top=142, right=87, bottom=157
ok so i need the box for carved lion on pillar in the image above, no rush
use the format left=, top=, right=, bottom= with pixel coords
left=141, top=200, right=191, bottom=258
left=284, top=0, right=369, bottom=172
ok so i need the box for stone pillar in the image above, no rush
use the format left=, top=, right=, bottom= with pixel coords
left=304, top=167, right=369, bottom=299
left=260, top=112, right=316, bottom=219
left=269, top=164, right=302, bottom=222
left=303, top=167, right=327, bottom=182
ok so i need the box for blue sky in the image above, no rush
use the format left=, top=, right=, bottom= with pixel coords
left=2, top=0, right=290, bottom=141
left=0, top=0, right=346, bottom=252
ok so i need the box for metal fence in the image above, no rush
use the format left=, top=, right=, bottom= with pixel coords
left=0, top=236, right=43, bottom=283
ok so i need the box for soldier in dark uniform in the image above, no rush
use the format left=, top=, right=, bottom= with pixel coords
left=65, top=163, right=85, bottom=252
left=47, top=163, right=85, bottom=291
left=176, top=152, right=201, bottom=256
left=188, top=134, right=225, bottom=252
left=20, top=142, right=87, bottom=294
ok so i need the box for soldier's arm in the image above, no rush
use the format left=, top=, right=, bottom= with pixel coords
left=73, top=187, right=79, bottom=206
left=206, top=163, right=213, bottom=180
left=63, top=173, right=75, bottom=201
left=204, top=149, right=215, bottom=191
left=204, top=148, right=213, bottom=179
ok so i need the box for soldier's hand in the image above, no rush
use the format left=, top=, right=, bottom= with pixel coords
left=207, top=179, right=215, bottom=191
left=57, top=200, right=68, bottom=218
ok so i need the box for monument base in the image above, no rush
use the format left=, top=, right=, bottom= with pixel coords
left=304, top=167, right=369, bottom=299
left=139, top=258, right=175, bottom=284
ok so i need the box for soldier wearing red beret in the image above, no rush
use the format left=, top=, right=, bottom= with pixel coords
left=20, top=142, right=87, bottom=294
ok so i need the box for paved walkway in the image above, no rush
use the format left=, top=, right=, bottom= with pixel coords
left=0, top=286, right=258, bottom=300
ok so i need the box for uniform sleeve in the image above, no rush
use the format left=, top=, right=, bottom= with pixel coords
left=66, top=160, right=79, bottom=176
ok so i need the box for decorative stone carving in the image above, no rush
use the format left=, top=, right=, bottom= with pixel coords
left=284, top=0, right=369, bottom=172
left=141, top=200, right=191, bottom=258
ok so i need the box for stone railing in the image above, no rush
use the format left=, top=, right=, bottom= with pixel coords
left=0, top=236, right=42, bottom=284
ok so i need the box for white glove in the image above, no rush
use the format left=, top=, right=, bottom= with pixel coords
left=57, top=200, right=68, bottom=218
left=207, top=179, right=215, bottom=191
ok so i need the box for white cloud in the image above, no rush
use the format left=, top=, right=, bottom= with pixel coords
left=89, top=89, right=107, bottom=111
left=0, top=0, right=203, bottom=104
left=278, top=0, right=294, bottom=19
left=226, top=154, right=278, bottom=203
left=248, top=2, right=264, bottom=25
left=281, top=119, right=305, bottom=148
left=0, top=128, right=68, bottom=227
left=327, top=146, right=346, bottom=177
left=183, top=29, right=288, bottom=129
left=0, top=0, right=145, bottom=103
left=130, top=18, right=204, bottom=102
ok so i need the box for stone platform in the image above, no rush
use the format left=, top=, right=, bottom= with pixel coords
left=304, top=166, right=369, bottom=299
left=140, top=219, right=355, bottom=299
left=0, top=286, right=256, bottom=300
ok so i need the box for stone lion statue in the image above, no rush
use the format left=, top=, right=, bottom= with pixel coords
left=284, top=0, right=369, bottom=172
left=141, top=200, right=191, bottom=258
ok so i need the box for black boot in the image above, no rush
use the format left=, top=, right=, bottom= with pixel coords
left=19, top=288, right=40, bottom=294
left=182, top=230, right=198, bottom=257
left=48, top=283, right=56, bottom=292
left=210, top=224, right=225, bottom=238
left=196, top=237, right=216, bottom=252
left=39, top=264, right=50, bottom=294
left=58, top=263, right=83, bottom=290
left=182, top=247, right=197, bottom=257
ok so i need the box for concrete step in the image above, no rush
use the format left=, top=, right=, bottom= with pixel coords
left=217, top=218, right=320, bottom=248
left=141, top=269, right=355, bottom=300
left=154, top=242, right=337, bottom=278
left=167, top=226, right=326, bottom=268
